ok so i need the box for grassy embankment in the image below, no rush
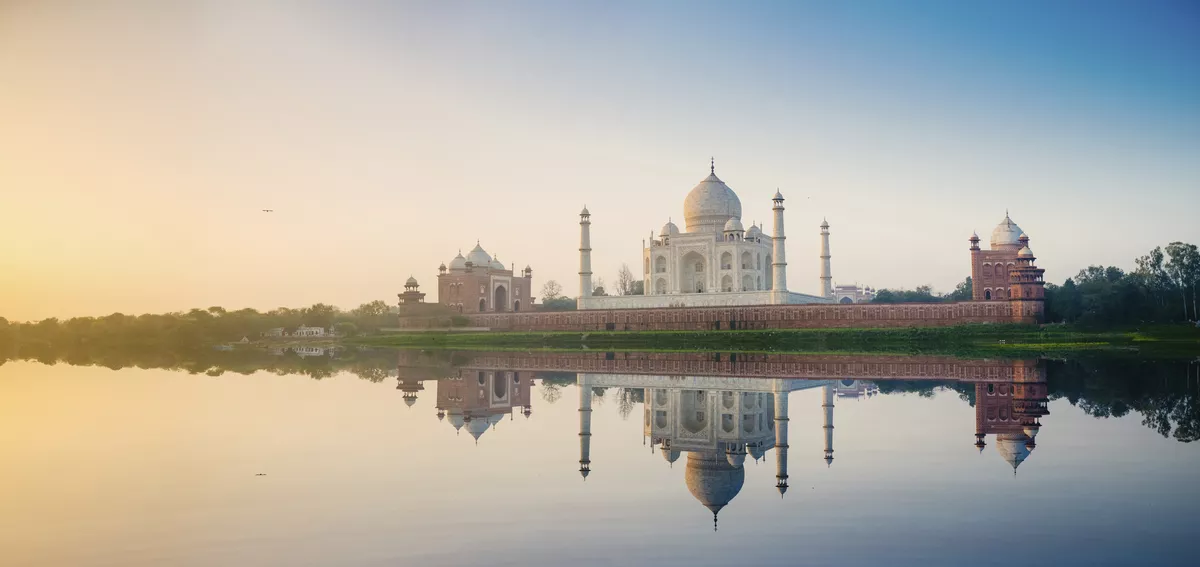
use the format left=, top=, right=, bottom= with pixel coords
left=353, top=324, right=1200, bottom=358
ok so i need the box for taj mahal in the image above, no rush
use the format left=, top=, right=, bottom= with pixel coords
left=577, top=160, right=834, bottom=310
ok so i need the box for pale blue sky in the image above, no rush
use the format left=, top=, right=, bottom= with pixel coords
left=1, top=1, right=1197, bottom=319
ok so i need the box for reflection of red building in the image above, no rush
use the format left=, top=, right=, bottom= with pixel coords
left=974, top=360, right=1050, bottom=473
left=435, top=369, right=533, bottom=442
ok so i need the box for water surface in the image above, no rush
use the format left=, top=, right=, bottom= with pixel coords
left=1, top=350, right=1197, bottom=566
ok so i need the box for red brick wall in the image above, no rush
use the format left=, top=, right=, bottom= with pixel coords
left=396, top=300, right=1031, bottom=331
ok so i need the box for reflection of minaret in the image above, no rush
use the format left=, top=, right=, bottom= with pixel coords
left=822, top=385, right=835, bottom=466
left=773, top=383, right=789, bottom=495
left=578, top=374, right=592, bottom=479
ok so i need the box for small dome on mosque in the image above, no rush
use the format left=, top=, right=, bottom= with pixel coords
left=405, top=276, right=418, bottom=287
left=466, top=243, right=492, bottom=266
left=448, top=252, right=467, bottom=271
left=745, top=224, right=762, bottom=238
left=438, top=262, right=447, bottom=271
left=685, top=452, right=746, bottom=519
left=990, top=213, right=1024, bottom=250
left=489, top=256, right=506, bottom=270
left=995, top=432, right=1033, bottom=471
left=723, top=217, right=744, bottom=233
left=1018, top=246, right=1035, bottom=258
left=661, top=220, right=680, bottom=236
left=683, top=167, right=743, bottom=233
left=661, top=447, right=681, bottom=464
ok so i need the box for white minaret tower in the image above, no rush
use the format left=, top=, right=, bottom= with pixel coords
left=822, top=384, right=835, bottom=467
left=579, top=207, right=593, bottom=300
left=578, top=373, right=593, bottom=479
left=773, top=381, right=790, bottom=496
left=820, top=218, right=833, bottom=298
left=770, top=191, right=788, bottom=296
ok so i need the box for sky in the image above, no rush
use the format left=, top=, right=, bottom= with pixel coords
left=1, top=0, right=1198, bottom=321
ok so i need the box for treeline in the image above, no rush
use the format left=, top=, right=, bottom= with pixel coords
left=0, top=301, right=399, bottom=350
left=1047, top=242, right=1200, bottom=325
left=872, top=279, right=973, bottom=304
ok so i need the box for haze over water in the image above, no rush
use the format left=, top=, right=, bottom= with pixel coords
left=2, top=350, right=1197, bottom=566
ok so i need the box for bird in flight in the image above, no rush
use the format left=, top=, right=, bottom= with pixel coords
left=262, top=209, right=274, bottom=213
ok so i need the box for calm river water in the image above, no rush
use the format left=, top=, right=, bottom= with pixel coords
left=2, top=349, right=1198, bottom=566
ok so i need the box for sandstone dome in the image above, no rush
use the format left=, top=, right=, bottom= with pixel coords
left=991, top=214, right=1024, bottom=250
left=1018, top=246, right=1035, bottom=258
left=683, top=172, right=742, bottom=233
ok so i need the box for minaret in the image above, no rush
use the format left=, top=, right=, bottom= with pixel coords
left=822, top=385, right=835, bottom=466
left=820, top=219, right=833, bottom=298
left=579, top=207, right=593, bottom=300
left=771, top=191, right=788, bottom=295
left=578, top=373, right=593, bottom=479
left=969, top=232, right=982, bottom=301
left=773, top=382, right=790, bottom=496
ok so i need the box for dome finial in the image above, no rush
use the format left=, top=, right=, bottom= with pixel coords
left=710, top=156, right=714, bottom=175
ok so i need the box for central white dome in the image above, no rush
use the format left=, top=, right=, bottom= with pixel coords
left=683, top=172, right=742, bottom=233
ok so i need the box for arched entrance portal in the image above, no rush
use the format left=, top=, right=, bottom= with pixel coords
left=494, top=285, right=508, bottom=312
left=681, top=251, right=706, bottom=293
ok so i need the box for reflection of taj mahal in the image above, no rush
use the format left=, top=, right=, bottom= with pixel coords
left=577, top=374, right=840, bottom=530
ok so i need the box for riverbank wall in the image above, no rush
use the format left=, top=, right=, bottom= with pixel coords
left=395, top=300, right=1032, bottom=332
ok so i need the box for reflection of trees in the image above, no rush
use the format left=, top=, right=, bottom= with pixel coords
left=540, top=383, right=562, bottom=404
left=877, top=359, right=1199, bottom=443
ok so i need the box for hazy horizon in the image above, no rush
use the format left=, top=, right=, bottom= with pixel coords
left=3, top=1, right=1198, bottom=321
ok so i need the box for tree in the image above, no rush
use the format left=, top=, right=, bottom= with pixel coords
left=302, top=303, right=338, bottom=328
left=616, top=264, right=635, bottom=296
left=947, top=277, right=972, bottom=302
left=541, top=297, right=577, bottom=311
left=630, top=280, right=644, bottom=295
left=351, top=300, right=390, bottom=318
left=593, top=277, right=607, bottom=297
left=541, top=280, right=563, bottom=302
left=333, top=322, right=359, bottom=337
left=1165, top=242, right=1200, bottom=321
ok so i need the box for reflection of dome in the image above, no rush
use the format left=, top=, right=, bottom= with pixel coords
left=403, top=397, right=417, bottom=407
left=747, top=443, right=766, bottom=461
left=661, top=220, right=680, bottom=236
left=725, top=447, right=747, bottom=467
left=996, top=433, right=1033, bottom=471
left=685, top=452, right=745, bottom=520
left=466, top=244, right=492, bottom=266
left=683, top=172, right=742, bottom=233
left=991, top=214, right=1024, bottom=250
left=661, top=447, right=681, bottom=464
left=448, top=414, right=465, bottom=430
left=466, top=417, right=489, bottom=440
left=449, top=252, right=467, bottom=271
left=723, top=218, right=744, bottom=233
